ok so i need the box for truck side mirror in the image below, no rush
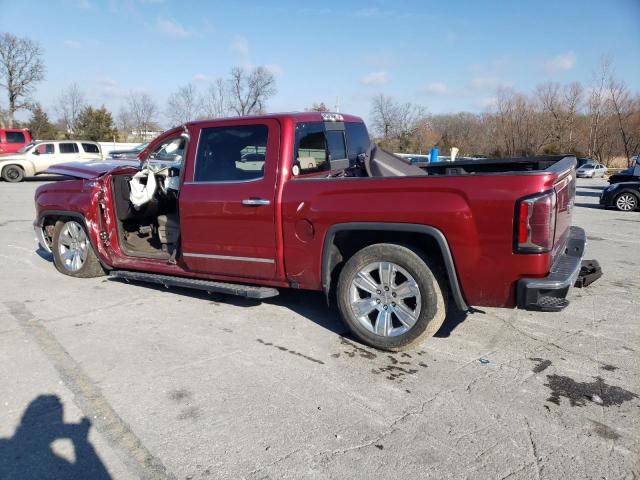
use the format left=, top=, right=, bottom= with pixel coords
left=33, top=150, right=40, bottom=155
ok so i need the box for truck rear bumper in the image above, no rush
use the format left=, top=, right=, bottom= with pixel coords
left=517, top=226, right=585, bottom=312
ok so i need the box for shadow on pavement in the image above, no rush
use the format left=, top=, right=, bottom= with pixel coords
left=104, top=277, right=469, bottom=340
left=0, top=395, right=111, bottom=480
left=576, top=190, right=603, bottom=198
left=575, top=203, right=604, bottom=210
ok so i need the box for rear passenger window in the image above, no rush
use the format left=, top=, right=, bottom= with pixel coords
left=194, top=124, right=268, bottom=182
left=294, top=123, right=329, bottom=175
left=345, top=122, right=370, bottom=166
left=6, top=131, right=25, bottom=143
left=81, top=143, right=100, bottom=153
left=59, top=143, right=79, bottom=154
left=326, top=130, right=347, bottom=167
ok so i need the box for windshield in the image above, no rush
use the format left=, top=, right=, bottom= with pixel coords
left=134, top=142, right=149, bottom=152
left=17, top=142, right=36, bottom=153
left=581, top=165, right=594, bottom=169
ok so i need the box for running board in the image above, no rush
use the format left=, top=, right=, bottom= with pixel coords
left=109, top=270, right=279, bottom=299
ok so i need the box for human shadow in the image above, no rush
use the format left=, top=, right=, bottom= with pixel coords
left=0, top=395, right=111, bottom=480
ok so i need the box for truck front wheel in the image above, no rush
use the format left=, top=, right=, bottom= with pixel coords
left=52, top=219, right=105, bottom=278
left=336, top=243, right=447, bottom=351
left=2, top=165, right=24, bottom=182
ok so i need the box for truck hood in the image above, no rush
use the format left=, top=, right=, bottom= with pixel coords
left=0, top=153, right=26, bottom=162
left=44, top=160, right=139, bottom=179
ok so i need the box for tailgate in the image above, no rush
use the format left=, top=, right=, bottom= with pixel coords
left=551, top=163, right=577, bottom=260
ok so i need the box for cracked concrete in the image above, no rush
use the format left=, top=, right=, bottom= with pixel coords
left=0, top=178, right=638, bottom=479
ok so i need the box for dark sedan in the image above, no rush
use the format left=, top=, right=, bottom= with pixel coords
left=600, top=181, right=640, bottom=211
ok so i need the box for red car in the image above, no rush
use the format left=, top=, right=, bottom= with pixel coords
left=34, top=112, right=589, bottom=351
left=0, top=128, right=32, bottom=154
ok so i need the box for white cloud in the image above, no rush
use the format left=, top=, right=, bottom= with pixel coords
left=63, top=40, right=81, bottom=49
left=470, top=76, right=511, bottom=90
left=354, top=7, right=391, bottom=17
left=479, top=96, right=498, bottom=109
left=423, top=82, right=450, bottom=96
left=155, top=18, right=192, bottom=38
left=360, top=71, right=388, bottom=86
left=232, top=36, right=249, bottom=57
left=264, top=64, right=283, bottom=77
left=193, top=73, right=209, bottom=82
left=544, top=51, right=576, bottom=74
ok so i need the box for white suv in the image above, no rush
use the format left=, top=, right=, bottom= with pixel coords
left=0, top=141, right=103, bottom=182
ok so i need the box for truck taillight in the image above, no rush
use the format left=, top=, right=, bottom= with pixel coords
left=515, top=190, right=557, bottom=253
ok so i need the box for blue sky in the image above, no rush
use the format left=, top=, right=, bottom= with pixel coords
left=1, top=0, right=639, bottom=126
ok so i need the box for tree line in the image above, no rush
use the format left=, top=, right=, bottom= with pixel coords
left=369, top=59, right=640, bottom=166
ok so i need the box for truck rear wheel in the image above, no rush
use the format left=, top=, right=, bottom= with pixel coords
left=336, top=243, right=447, bottom=351
left=2, top=165, right=24, bottom=182
left=52, top=219, right=105, bottom=278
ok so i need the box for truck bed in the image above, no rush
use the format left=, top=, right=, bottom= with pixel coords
left=419, top=155, right=576, bottom=176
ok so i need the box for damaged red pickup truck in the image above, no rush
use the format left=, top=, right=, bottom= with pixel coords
left=34, top=112, right=591, bottom=350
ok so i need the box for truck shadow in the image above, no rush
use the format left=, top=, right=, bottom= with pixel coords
left=0, top=395, right=111, bottom=480
left=107, top=278, right=468, bottom=340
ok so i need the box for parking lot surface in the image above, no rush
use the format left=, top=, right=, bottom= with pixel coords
left=0, top=177, right=638, bottom=479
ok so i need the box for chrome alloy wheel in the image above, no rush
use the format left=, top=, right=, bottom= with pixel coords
left=616, top=193, right=637, bottom=211
left=349, top=261, right=422, bottom=337
left=58, top=221, right=90, bottom=272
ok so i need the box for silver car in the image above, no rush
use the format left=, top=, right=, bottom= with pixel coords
left=576, top=163, right=607, bottom=178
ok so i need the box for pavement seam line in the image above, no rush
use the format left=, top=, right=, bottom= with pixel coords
left=4, top=301, right=176, bottom=480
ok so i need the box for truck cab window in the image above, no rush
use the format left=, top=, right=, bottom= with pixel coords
left=194, top=124, right=268, bottom=182
left=326, top=130, right=347, bottom=169
left=36, top=143, right=54, bottom=155
left=294, top=123, right=329, bottom=176
left=345, top=122, right=370, bottom=167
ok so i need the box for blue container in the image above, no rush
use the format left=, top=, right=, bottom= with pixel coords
left=430, top=147, right=439, bottom=163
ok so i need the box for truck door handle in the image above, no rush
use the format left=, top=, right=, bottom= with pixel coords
left=242, top=198, right=271, bottom=206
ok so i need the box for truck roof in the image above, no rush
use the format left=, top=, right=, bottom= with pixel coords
left=184, top=111, right=364, bottom=127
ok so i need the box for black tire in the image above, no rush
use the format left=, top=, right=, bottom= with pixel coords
left=2, top=164, right=24, bottom=182
left=336, top=243, right=447, bottom=351
left=614, top=192, right=638, bottom=212
left=52, top=219, right=105, bottom=278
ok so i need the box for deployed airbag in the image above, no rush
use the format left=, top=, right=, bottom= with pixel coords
left=129, top=169, right=157, bottom=208
left=365, top=144, right=427, bottom=177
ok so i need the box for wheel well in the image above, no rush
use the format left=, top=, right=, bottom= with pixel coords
left=323, top=225, right=468, bottom=311
left=40, top=213, right=88, bottom=248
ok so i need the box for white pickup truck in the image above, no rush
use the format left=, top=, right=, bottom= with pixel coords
left=0, top=140, right=103, bottom=182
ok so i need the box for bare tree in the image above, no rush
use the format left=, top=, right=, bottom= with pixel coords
left=55, top=83, right=86, bottom=137
left=608, top=79, right=640, bottom=166
left=116, top=108, right=133, bottom=141
left=535, top=81, right=583, bottom=152
left=127, top=92, right=158, bottom=140
left=0, top=33, right=45, bottom=127
left=166, top=83, right=199, bottom=126
left=200, top=78, right=229, bottom=119
left=306, top=102, right=330, bottom=112
left=369, top=94, right=426, bottom=150
left=228, top=66, right=276, bottom=116
left=587, top=57, right=612, bottom=160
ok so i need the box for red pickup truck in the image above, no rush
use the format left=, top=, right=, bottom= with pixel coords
left=34, top=112, right=588, bottom=351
